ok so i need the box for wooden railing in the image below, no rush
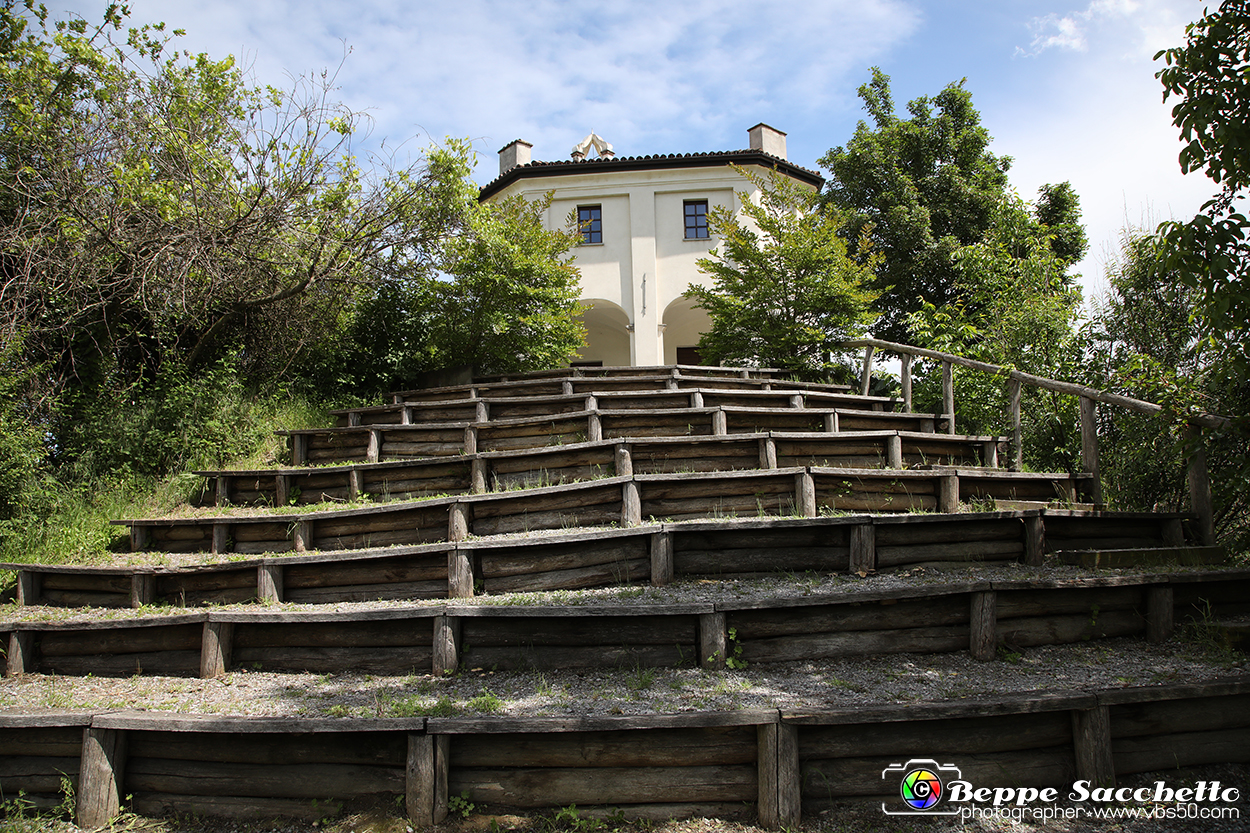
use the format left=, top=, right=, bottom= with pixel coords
left=848, top=337, right=1230, bottom=544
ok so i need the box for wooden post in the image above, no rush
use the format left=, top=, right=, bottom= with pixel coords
left=448, top=502, right=471, bottom=542
left=700, top=611, right=727, bottom=670
left=615, top=443, right=634, bottom=477
left=588, top=412, right=603, bottom=443
left=292, top=520, right=313, bottom=554
left=130, top=573, right=154, bottom=608
left=1024, top=515, right=1045, bottom=567
left=970, top=590, right=997, bottom=661
left=407, top=733, right=434, bottom=826
left=16, top=570, right=40, bottom=606
left=367, top=428, right=381, bottom=463
left=824, top=412, right=839, bottom=433
left=401, top=406, right=413, bottom=426
left=942, top=361, right=955, bottom=435
left=1071, top=706, right=1115, bottom=788
left=348, top=411, right=362, bottom=427
left=1146, top=586, right=1174, bottom=643
left=215, top=474, right=231, bottom=507
left=796, top=471, right=816, bottom=518
left=275, top=473, right=292, bottom=507
left=433, top=735, right=450, bottom=823
left=77, top=727, right=127, bottom=829
left=1185, top=424, right=1216, bottom=546
left=258, top=564, right=284, bottom=603
left=757, top=722, right=800, bottom=829
left=690, top=391, right=704, bottom=409
left=463, top=426, right=478, bottom=456
left=789, top=393, right=804, bottom=409
left=981, top=440, right=999, bottom=469
left=886, top=434, right=903, bottom=469
left=650, top=531, right=674, bottom=586
left=1079, top=397, right=1103, bottom=506
left=712, top=408, right=727, bottom=436
left=433, top=616, right=461, bottom=675
left=938, top=473, right=960, bottom=514
left=211, top=523, right=231, bottom=556
left=200, top=621, right=233, bottom=679
left=850, top=523, right=875, bottom=574
left=860, top=345, right=874, bottom=396
left=901, top=353, right=913, bottom=413
left=291, top=434, right=308, bottom=466
left=622, top=480, right=642, bottom=527
left=1009, top=378, right=1022, bottom=472
left=475, top=400, right=488, bottom=424
left=562, top=380, right=574, bottom=395
left=129, top=524, right=149, bottom=553
left=6, top=631, right=32, bottom=676
left=585, top=395, right=598, bottom=413
left=348, top=469, right=364, bottom=502
left=1162, top=517, right=1186, bottom=547
left=470, top=458, right=488, bottom=494
left=759, top=437, right=778, bottom=469
left=448, top=549, right=474, bottom=598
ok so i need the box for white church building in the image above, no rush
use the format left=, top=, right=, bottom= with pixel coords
left=480, top=124, right=824, bottom=367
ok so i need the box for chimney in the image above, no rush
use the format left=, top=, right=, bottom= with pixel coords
left=498, top=140, right=533, bottom=175
left=748, top=124, right=787, bottom=161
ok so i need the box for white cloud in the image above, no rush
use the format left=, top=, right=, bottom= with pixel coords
left=1017, top=0, right=1141, bottom=57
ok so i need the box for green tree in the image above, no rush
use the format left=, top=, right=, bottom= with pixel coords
left=1155, top=0, right=1250, bottom=365
left=820, top=68, right=1013, bottom=342
left=426, top=186, right=586, bottom=375
left=687, top=166, right=878, bottom=379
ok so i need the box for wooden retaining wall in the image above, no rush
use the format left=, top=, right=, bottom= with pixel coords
left=122, top=467, right=1093, bottom=559
left=333, top=387, right=897, bottom=429
left=5, top=678, right=1248, bottom=828
left=6, top=571, right=1250, bottom=679
left=197, top=431, right=1002, bottom=508
left=10, top=511, right=1203, bottom=608
left=281, top=405, right=950, bottom=466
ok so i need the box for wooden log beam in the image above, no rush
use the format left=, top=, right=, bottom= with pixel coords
left=970, top=590, right=997, bottom=661
left=700, top=612, right=728, bottom=671
left=796, top=471, right=817, bottom=518
left=448, top=549, right=474, bottom=599
left=759, top=437, right=778, bottom=470
left=651, top=531, right=674, bottom=586
left=901, top=354, right=913, bottom=413
left=622, top=481, right=642, bottom=527
left=449, top=503, right=471, bottom=543
left=211, top=523, right=231, bottom=557
left=257, top=564, right=283, bottom=604
left=1080, top=397, right=1103, bottom=506
left=850, top=523, right=875, bottom=574
left=887, top=435, right=903, bottom=469
left=713, top=409, right=728, bottom=436
left=757, top=722, right=800, bottom=829
left=292, top=521, right=313, bottom=554
left=824, top=412, right=838, bottom=433
left=1185, top=425, right=1216, bottom=546
left=77, top=727, right=127, bottom=829
left=1146, top=586, right=1174, bottom=643
left=1072, top=706, right=1115, bottom=788
left=367, top=429, right=381, bottom=463
left=275, top=473, right=292, bottom=506
left=939, top=474, right=959, bottom=514
left=860, top=345, right=874, bottom=396
left=616, top=443, right=634, bottom=478
left=17, top=571, right=41, bottom=606
left=1024, top=516, right=1045, bottom=567
left=407, top=733, right=434, bottom=826
left=130, top=574, right=154, bottom=609
left=588, top=412, right=603, bottom=443
left=200, top=622, right=234, bottom=679
left=433, top=616, right=461, bottom=677
left=6, top=631, right=32, bottom=676
left=463, top=426, right=478, bottom=456
left=291, top=434, right=308, bottom=466
left=470, top=459, right=487, bottom=494
left=942, top=361, right=955, bottom=435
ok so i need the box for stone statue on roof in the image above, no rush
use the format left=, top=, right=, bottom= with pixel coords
left=571, top=132, right=615, bottom=161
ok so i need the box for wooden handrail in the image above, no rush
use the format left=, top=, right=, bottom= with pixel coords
left=844, top=337, right=1229, bottom=428
left=846, top=336, right=1228, bottom=544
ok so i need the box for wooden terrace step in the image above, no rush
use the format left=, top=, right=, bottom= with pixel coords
left=5, top=570, right=1249, bottom=678
left=332, top=386, right=898, bottom=428
left=194, top=430, right=1006, bottom=507
left=14, top=510, right=1191, bottom=608
left=116, top=467, right=1098, bottom=557
left=282, top=405, right=951, bottom=466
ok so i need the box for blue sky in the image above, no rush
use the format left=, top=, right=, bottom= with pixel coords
left=57, top=0, right=1215, bottom=299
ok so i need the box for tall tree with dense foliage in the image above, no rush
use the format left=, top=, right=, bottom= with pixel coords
left=819, top=68, right=1013, bottom=342
left=688, top=166, right=878, bottom=379
left=1155, top=0, right=1250, bottom=366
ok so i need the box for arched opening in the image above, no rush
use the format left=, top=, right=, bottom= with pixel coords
left=574, top=299, right=631, bottom=367
left=662, top=296, right=713, bottom=365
